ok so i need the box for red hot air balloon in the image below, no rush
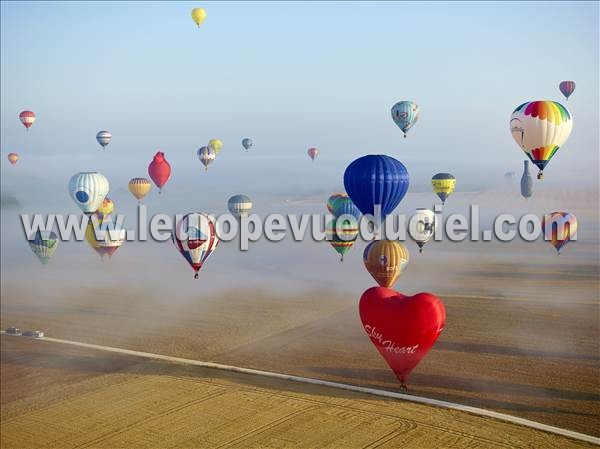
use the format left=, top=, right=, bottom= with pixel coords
left=359, top=286, right=445, bottom=390
left=19, top=110, right=36, bottom=129
left=148, top=151, right=171, bottom=193
left=307, top=147, right=319, bottom=161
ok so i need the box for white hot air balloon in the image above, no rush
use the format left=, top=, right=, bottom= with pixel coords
left=68, top=172, right=110, bottom=215
left=96, top=130, right=112, bottom=149
left=410, top=208, right=436, bottom=253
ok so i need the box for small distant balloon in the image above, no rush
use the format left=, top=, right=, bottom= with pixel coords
left=28, top=230, right=59, bottom=264
left=19, top=110, right=36, bottom=130
left=97, top=197, right=114, bottom=220
left=391, top=101, right=419, bottom=137
left=148, top=151, right=171, bottom=193
left=543, top=211, right=577, bottom=255
left=208, top=139, right=223, bottom=155
left=128, top=178, right=152, bottom=202
left=191, top=8, right=207, bottom=27
left=96, top=130, right=112, bottom=149
left=7, top=153, right=19, bottom=166
left=228, top=194, right=253, bottom=218
left=431, top=173, right=456, bottom=205
left=198, top=146, right=216, bottom=170
left=520, top=161, right=533, bottom=199
left=325, top=217, right=359, bottom=262
left=307, top=147, right=319, bottom=161
left=559, top=81, right=576, bottom=100
left=242, top=138, right=253, bottom=151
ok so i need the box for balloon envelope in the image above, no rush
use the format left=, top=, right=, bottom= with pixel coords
left=391, top=101, right=420, bottom=137
left=28, top=230, right=59, bottom=264
left=307, top=147, right=319, bottom=160
left=242, top=138, right=253, bottom=151
left=7, top=153, right=19, bottom=166
left=559, top=81, right=575, bottom=100
left=326, top=193, right=347, bottom=214
left=96, top=130, right=112, bottom=148
left=325, top=217, right=358, bottom=262
left=128, top=178, right=152, bottom=201
left=343, top=155, right=409, bottom=220
left=68, top=172, right=110, bottom=215
left=431, top=173, right=456, bottom=204
left=208, top=139, right=223, bottom=154
left=148, top=151, right=171, bottom=192
left=172, top=213, right=219, bottom=278
left=510, top=101, right=572, bottom=179
left=411, top=208, right=436, bottom=252
left=542, top=211, right=577, bottom=254
left=331, top=197, right=361, bottom=221
left=363, top=240, right=409, bottom=288
left=191, top=8, right=207, bottom=27
left=198, top=146, right=216, bottom=170
left=228, top=194, right=253, bottom=218
left=19, top=110, right=35, bottom=129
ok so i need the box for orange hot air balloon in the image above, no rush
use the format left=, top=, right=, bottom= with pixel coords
left=7, top=153, right=19, bottom=166
left=128, top=178, right=152, bottom=202
left=542, top=211, right=578, bottom=255
left=363, top=240, right=410, bottom=288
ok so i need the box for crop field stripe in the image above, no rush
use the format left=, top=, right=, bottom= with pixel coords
left=3, top=332, right=599, bottom=446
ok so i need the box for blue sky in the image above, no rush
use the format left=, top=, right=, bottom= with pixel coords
left=1, top=1, right=598, bottom=204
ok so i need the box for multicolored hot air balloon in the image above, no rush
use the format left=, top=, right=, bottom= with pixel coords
left=431, top=173, right=456, bottom=205
left=510, top=101, right=573, bottom=180
left=191, top=7, right=207, bottom=27
left=148, top=151, right=171, bottom=193
left=363, top=240, right=410, bottom=288
left=242, top=138, right=253, bottom=151
left=521, top=161, right=533, bottom=199
left=68, top=172, right=110, bottom=216
left=172, top=212, right=219, bottom=279
left=97, top=197, right=114, bottom=220
left=96, top=130, right=112, bottom=149
left=85, top=218, right=125, bottom=259
left=128, top=178, right=152, bottom=202
left=19, top=111, right=36, bottom=129
left=198, top=146, right=216, bottom=170
left=542, top=211, right=577, bottom=255
left=28, top=231, right=59, bottom=264
left=559, top=81, right=576, bottom=100
left=325, top=217, right=359, bottom=262
left=343, top=155, right=409, bottom=222
left=411, top=208, right=435, bottom=253
left=228, top=194, right=253, bottom=218
left=208, top=139, right=223, bottom=155
left=7, top=153, right=19, bottom=166
left=391, top=101, right=419, bottom=137
left=307, top=147, right=319, bottom=161
left=331, top=196, right=361, bottom=221
left=327, top=193, right=347, bottom=214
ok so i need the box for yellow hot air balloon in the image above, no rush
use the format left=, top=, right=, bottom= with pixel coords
left=7, top=152, right=19, bottom=166
left=191, top=8, right=207, bottom=27
left=431, top=173, right=456, bottom=205
left=97, top=197, right=114, bottom=219
left=363, top=240, right=410, bottom=288
left=128, top=178, right=152, bottom=202
left=208, top=138, right=223, bottom=155
left=85, top=219, right=101, bottom=253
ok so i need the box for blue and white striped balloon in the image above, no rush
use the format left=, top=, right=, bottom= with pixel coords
left=228, top=194, right=253, bottom=218
left=68, top=172, right=110, bottom=215
left=96, top=130, right=112, bottom=148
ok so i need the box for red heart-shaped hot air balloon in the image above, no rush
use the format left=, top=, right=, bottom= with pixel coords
left=148, top=151, right=172, bottom=193
left=359, top=287, right=445, bottom=388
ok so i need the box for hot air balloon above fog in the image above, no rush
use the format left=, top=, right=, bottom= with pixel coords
left=363, top=240, right=410, bottom=288
left=510, top=101, right=573, bottom=180
left=559, top=81, right=576, bottom=100
left=85, top=219, right=125, bottom=259
left=307, top=147, right=319, bottom=161
left=208, top=139, right=223, bottom=155
left=7, top=153, right=19, bottom=166
left=148, top=151, right=171, bottom=193
left=96, top=130, right=112, bottom=149
left=326, top=193, right=347, bottom=214
left=242, top=138, right=253, bottom=151
left=391, top=101, right=419, bottom=138
left=411, top=208, right=435, bottom=253
left=520, top=161, right=533, bottom=199
left=128, top=178, right=152, bottom=202
left=325, top=216, right=359, bottom=262
left=19, top=111, right=36, bottom=130
left=331, top=196, right=361, bottom=221
left=344, top=155, right=409, bottom=222
left=191, top=7, right=207, bottom=27
left=198, top=146, right=216, bottom=170
left=228, top=194, right=253, bottom=218
left=97, top=197, right=114, bottom=220
left=543, top=211, right=577, bottom=255
left=431, top=173, right=456, bottom=205
left=172, top=212, right=219, bottom=279
left=28, top=231, right=59, bottom=264
left=68, top=172, right=110, bottom=216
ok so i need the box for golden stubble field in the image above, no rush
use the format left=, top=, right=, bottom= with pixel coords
left=1, top=337, right=597, bottom=449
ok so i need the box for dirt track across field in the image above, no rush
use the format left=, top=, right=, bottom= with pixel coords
left=2, top=337, right=597, bottom=449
